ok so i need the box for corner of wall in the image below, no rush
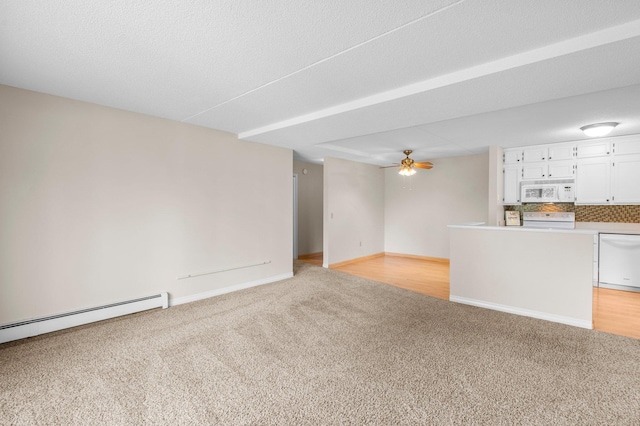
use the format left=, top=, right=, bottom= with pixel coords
left=488, top=146, right=504, bottom=226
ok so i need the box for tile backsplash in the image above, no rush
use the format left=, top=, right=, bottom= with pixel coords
left=504, top=204, right=640, bottom=223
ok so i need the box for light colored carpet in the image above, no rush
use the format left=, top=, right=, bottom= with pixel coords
left=1, top=261, right=639, bottom=425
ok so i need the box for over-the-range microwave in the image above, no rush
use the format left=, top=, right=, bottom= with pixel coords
left=521, top=181, right=575, bottom=203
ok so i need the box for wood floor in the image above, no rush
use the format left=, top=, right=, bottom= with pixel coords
left=297, top=252, right=323, bottom=267
left=593, top=287, right=640, bottom=339
left=298, top=253, right=640, bottom=340
left=333, top=254, right=450, bottom=301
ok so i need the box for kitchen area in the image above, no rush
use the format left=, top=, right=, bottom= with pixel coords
left=450, top=132, right=640, bottom=339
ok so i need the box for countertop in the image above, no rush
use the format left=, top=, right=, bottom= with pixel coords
left=448, top=222, right=640, bottom=235
left=448, top=223, right=598, bottom=235
left=576, top=222, right=640, bottom=235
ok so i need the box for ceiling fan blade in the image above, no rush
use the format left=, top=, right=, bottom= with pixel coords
left=414, top=162, right=433, bottom=169
left=379, top=163, right=400, bottom=168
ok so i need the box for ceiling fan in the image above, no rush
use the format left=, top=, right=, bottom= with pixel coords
left=382, top=150, right=433, bottom=176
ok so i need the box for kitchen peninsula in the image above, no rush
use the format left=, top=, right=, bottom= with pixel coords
left=448, top=224, right=597, bottom=329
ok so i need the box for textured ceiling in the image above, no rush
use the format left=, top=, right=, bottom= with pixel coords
left=2, top=0, right=640, bottom=166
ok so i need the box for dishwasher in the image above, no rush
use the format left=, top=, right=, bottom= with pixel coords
left=599, top=233, right=640, bottom=292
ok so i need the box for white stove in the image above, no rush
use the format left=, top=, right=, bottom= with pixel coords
left=522, top=212, right=575, bottom=229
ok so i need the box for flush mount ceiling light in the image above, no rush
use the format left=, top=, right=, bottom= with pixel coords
left=580, top=122, right=618, bottom=137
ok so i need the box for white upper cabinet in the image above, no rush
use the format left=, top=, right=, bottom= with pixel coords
left=519, top=144, right=576, bottom=180
left=547, top=159, right=575, bottom=178
left=576, top=140, right=611, bottom=158
left=504, top=149, right=522, bottom=164
left=575, top=157, right=611, bottom=205
left=611, top=154, right=640, bottom=204
left=503, top=136, right=640, bottom=205
left=522, top=146, right=547, bottom=162
left=548, top=143, right=575, bottom=161
left=503, top=164, right=521, bottom=205
left=612, top=135, right=640, bottom=156
left=522, top=161, right=547, bottom=179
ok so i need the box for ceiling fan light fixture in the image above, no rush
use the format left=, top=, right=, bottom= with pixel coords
left=580, top=122, right=618, bottom=137
left=398, top=165, right=416, bottom=176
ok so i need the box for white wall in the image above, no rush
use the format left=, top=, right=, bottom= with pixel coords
left=384, top=153, right=489, bottom=259
left=0, top=85, right=292, bottom=325
left=449, top=226, right=594, bottom=328
left=293, top=161, right=323, bottom=255
left=323, top=157, right=384, bottom=266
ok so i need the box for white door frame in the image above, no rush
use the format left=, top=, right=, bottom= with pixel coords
left=293, top=173, right=298, bottom=259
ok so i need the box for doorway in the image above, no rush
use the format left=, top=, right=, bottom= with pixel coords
left=293, top=161, right=324, bottom=263
left=293, top=173, right=298, bottom=259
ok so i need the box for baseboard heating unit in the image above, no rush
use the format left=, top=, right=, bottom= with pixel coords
left=0, top=293, right=168, bottom=344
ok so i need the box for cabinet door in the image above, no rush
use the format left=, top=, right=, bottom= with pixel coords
left=612, top=154, right=640, bottom=204
left=575, top=158, right=611, bottom=204
left=613, top=136, right=640, bottom=156
left=503, top=165, right=521, bottom=204
left=548, top=160, right=575, bottom=178
left=548, top=143, right=575, bottom=161
left=522, top=146, right=548, bottom=162
left=576, top=141, right=610, bottom=158
left=522, top=161, right=547, bottom=179
left=504, top=149, right=522, bottom=164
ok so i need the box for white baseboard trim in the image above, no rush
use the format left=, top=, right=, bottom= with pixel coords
left=169, top=272, right=294, bottom=307
left=0, top=293, right=168, bottom=344
left=449, top=295, right=593, bottom=330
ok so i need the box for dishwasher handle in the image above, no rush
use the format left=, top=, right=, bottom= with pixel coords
left=600, top=234, right=640, bottom=248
